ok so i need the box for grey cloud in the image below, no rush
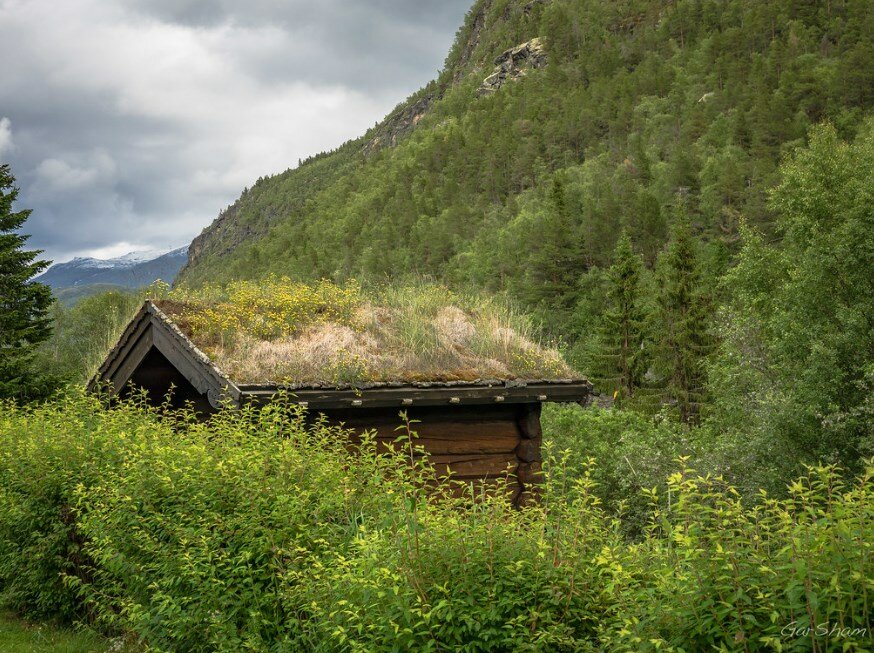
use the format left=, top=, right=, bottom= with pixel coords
left=0, top=0, right=471, bottom=262
left=122, top=0, right=469, bottom=92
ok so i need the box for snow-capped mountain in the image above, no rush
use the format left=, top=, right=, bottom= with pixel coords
left=37, top=247, right=188, bottom=292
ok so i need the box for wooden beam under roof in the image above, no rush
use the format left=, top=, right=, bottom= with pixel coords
left=238, top=380, right=592, bottom=410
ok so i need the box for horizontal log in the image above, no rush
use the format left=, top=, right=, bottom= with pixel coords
left=429, top=453, right=519, bottom=479
left=371, top=432, right=520, bottom=456
left=438, top=478, right=523, bottom=502
left=515, top=438, right=543, bottom=463
left=316, top=404, right=521, bottom=427
left=516, top=461, right=543, bottom=486
left=368, top=419, right=520, bottom=439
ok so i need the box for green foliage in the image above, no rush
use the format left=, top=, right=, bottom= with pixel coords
left=0, top=395, right=870, bottom=651
left=709, top=122, right=874, bottom=474
left=0, top=163, right=55, bottom=401
left=181, top=0, right=872, bottom=341
left=0, top=393, right=158, bottom=620
left=586, top=232, right=650, bottom=401
left=35, top=289, right=145, bottom=384
left=543, top=404, right=697, bottom=537
left=0, top=611, right=110, bottom=653
left=653, top=216, right=713, bottom=423
left=612, top=464, right=873, bottom=652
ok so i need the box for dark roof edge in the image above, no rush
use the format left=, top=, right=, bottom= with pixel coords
left=146, top=301, right=242, bottom=402
left=88, top=300, right=242, bottom=403
left=86, top=302, right=152, bottom=392
left=236, top=378, right=591, bottom=392
left=239, top=380, right=593, bottom=410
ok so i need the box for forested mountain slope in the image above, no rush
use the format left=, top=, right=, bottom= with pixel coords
left=180, top=0, right=872, bottom=333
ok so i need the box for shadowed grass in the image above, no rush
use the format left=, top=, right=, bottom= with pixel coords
left=0, top=612, right=110, bottom=653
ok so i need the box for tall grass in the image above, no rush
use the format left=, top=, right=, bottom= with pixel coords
left=162, top=279, right=574, bottom=384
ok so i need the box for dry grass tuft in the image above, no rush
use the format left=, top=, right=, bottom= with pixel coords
left=156, top=279, right=576, bottom=385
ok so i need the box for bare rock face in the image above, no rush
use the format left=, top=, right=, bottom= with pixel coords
left=363, top=91, right=436, bottom=156
left=477, top=37, right=547, bottom=97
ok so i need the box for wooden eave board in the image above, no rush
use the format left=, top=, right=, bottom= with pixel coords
left=146, top=302, right=241, bottom=403
left=87, top=303, right=152, bottom=392
left=238, top=380, right=592, bottom=410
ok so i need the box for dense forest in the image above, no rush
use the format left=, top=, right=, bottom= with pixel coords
left=183, top=0, right=871, bottom=301
left=1, top=0, right=872, bottom=650
left=175, top=0, right=873, bottom=486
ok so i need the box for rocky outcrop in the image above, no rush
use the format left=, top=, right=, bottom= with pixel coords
left=523, top=0, right=548, bottom=16
left=363, top=91, right=436, bottom=156
left=477, top=37, right=547, bottom=97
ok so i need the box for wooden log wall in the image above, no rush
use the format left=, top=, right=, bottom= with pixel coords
left=310, top=402, right=544, bottom=507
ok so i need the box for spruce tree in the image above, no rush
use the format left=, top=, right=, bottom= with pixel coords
left=655, top=216, right=711, bottom=424
left=0, top=164, right=53, bottom=400
left=590, top=231, right=648, bottom=401
left=518, top=177, right=583, bottom=329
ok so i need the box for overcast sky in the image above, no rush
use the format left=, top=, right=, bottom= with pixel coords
left=0, top=0, right=471, bottom=263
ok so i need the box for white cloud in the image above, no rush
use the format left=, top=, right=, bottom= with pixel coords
left=73, top=241, right=153, bottom=260
left=35, top=150, right=117, bottom=192
left=0, top=117, right=13, bottom=158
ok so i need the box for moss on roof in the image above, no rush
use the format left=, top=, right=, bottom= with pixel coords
left=154, top=278, right=576, bottom=386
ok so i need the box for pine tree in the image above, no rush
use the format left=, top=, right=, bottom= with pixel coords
left=655, top=216, right=712, bottom=424
left=0, top=164, right=54, bottom=400
left=590, top=231, right=648, bottom=401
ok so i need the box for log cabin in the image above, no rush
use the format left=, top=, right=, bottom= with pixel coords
left=89, top=291, right=592, bottom=505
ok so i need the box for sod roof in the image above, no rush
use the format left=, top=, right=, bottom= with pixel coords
left=152, top=280, right=580, bottom=387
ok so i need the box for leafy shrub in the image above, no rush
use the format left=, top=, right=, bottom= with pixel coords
left=605, top=464, right=874, bottom=652
left=0, top=395, right=870, bottom=652
left=35, top=288, right=146, bottom=384
left=543, top=404, right=698, bottom=535
left=288, top=460, right=624, bottom=652
left=0, top=392, right=163, bottom=620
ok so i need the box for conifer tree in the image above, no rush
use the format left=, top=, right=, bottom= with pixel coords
left=590, top=231, right=648, bottom=401
left=0, top=164, right=54, bottom=400
left=518, top=177, right=583, bottom=328
left=655, top=216, right=711, bottom=423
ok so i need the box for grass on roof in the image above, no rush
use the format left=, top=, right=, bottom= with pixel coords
left=153, top=278, right=576, bottom=385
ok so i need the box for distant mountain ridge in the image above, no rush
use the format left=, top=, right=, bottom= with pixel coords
left=38, top=247, right=188, bottom=293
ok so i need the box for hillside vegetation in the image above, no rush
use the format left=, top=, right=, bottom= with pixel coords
left=5, top=1, right=871, bottom=647
left=181, top=0, right=871, bottom=307
left=170, top=0, right=874, bottom=489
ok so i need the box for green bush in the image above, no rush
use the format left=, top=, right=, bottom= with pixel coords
left=0, top=395, right=870, bottom=652
left=0, top=392, right=161, bottom=620
left=606, top=464, right=873, bottom=652
left=543, top=404, right=699, bottom=535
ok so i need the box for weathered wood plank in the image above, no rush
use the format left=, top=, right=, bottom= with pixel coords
left=517, top=403, right=543, bottom=439
left=370, top=433, right=520, bottom=455
left=317, top=404, right=521, bottom=427
left=515, top=438, right=543, bottom=463
left=242, top=382, right=591, bottom=410
left=439, top=479, right=522, bottom=503
left=107, top=326, right=153, bottom=393
left=152, top=327, right=218, bottom=397
left=429, top=453, right=518, bottom=479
